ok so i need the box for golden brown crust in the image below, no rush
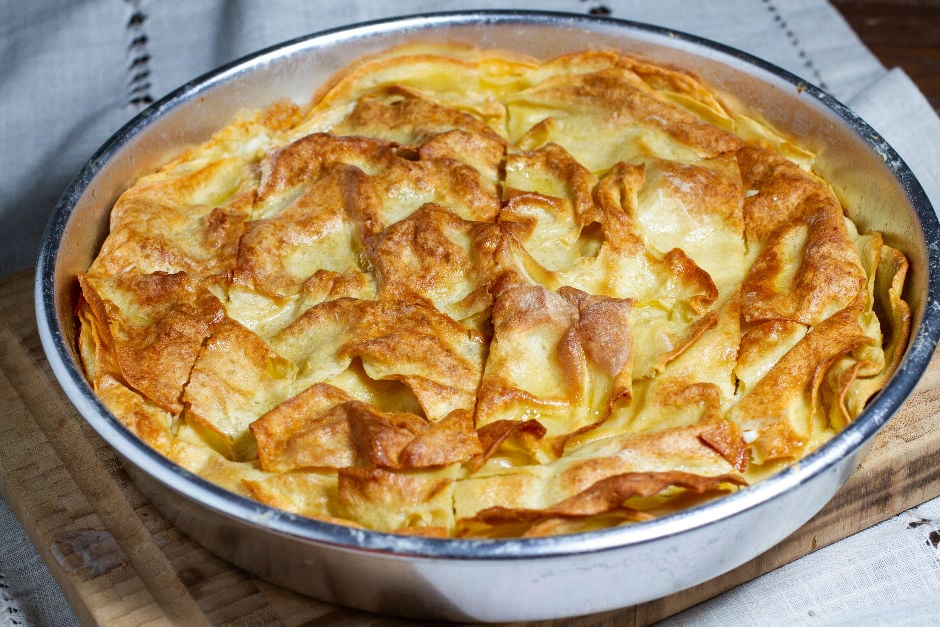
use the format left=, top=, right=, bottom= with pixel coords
left=458, top=470, right=746, bottom=538
left=77, top=44, right=909, bottom=538
left=79, top=271, right=225, bottom=415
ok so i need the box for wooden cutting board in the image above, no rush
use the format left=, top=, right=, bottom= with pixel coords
left=1, top=269, right=939, bottom=627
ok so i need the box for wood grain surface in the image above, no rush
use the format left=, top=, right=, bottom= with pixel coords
left=1, top=269, right=939, bottom=626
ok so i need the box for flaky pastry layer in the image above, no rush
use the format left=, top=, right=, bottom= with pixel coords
left=76, top=43, right=911, bottom=538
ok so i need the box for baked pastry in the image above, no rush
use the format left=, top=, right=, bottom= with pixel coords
left=76, top=43, right=911, bottom=538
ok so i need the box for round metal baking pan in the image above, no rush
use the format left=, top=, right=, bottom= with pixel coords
left=35, top=10, right=940, bottom=622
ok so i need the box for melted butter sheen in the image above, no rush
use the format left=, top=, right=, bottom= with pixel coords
left=75, top=43, right=910, bottom=538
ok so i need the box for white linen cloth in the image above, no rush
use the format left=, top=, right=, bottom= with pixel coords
left=1, top=1, right=938, bottom=625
